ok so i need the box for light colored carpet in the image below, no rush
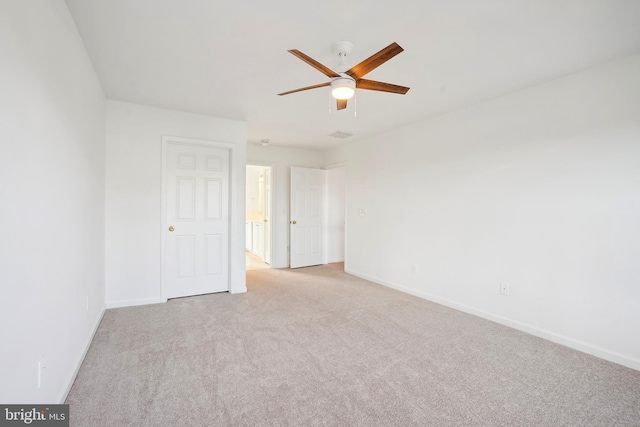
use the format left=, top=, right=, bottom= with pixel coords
left=246, top=251, right=269, bottom=270
left=66, top=263, right=640, bottom=426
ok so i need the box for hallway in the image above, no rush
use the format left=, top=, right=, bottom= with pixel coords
left=246, top=250, right=269, bottom=270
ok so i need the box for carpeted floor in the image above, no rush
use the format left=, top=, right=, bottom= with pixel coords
left=246, top=251, right=269, bottom=270
left=66, top=263, right=640, bottom=426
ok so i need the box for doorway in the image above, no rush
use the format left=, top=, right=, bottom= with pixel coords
left=287, top=165, right=346, bottom=269
left=162, top=138, right=231, bottom=299
left=246, top=164, right=273, bottom=270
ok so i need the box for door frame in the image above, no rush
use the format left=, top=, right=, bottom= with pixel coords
left=246, top=161, right=276, bottom=268
left=161, top=135, right=235, bottom=301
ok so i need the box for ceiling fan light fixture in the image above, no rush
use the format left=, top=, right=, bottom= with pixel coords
left=331, top=77, right=355, bottom=100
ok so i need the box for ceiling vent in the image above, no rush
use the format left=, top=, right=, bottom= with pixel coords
left=328, top=131, right=353, bottom=139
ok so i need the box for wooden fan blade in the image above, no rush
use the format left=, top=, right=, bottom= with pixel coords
left=288, top=49, right=341, bottom=78
left=345, top=42, right=404, bottom=80
left=336, top=99, right=348, bottom=110
left=356, top=79, right=410, bottom=94
left=278, top=82, right=330, bottom=96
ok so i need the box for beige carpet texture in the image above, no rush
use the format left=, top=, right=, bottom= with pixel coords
left=246, top=251, right=270, bottom=271
left=66, top=264, right=640, bottom=426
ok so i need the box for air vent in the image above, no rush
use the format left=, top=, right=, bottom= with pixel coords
left=328, top=131, right=353, bottom=139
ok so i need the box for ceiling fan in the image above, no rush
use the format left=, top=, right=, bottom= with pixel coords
left=278, top=41, right=410, bottom=110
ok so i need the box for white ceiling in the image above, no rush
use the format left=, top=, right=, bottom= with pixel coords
left=65, top=0, right=640, bottom=151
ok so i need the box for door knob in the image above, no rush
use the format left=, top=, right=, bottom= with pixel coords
left=168, top=226, right=175, bottom=232
left=291, top=220, right=297, bottom=225
left=264, top=219, right=268, bottom=223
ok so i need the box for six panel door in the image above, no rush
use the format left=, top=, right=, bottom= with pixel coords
left=290, top=167, right=325, bottom=268
left=165, top=143, right=229, bottom=298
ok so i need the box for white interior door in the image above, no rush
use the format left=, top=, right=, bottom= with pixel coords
left=165, top=142, right=229, bottom=298
left=290, top=167, right=325, bottom=268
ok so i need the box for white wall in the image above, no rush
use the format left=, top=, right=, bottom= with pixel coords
left=0, top=0, right=106, bottom=403
left=106, top=100, right=247, bottom=307
left=326, top=167, right=346, bottom=263
left=324, top=53, right=640, bottom=370
left=247, top=144, right=323, bottom=268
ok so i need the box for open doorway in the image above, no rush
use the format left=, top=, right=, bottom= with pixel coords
left=246, top=164, right=273, bottom=270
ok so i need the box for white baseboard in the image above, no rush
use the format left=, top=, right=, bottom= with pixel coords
left=346, top=268, right=640, bottom=372
left=59, top=306, right=106, bottom=403
left=106, top=297, right=165, bottom=309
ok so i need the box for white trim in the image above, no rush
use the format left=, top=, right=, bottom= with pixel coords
left=343, top=167, right=348, bottom=270
left=106, top=298, right=166, bottom=309
left=323, top=172, right=328, bottom=265
left=246, top=162, right=276, bottom=269
left=59, top=307, right=106, bottom=403
left=229, top=285, right=247, bottom=294
left=345, top=268, right=640, bottom=372
left=161, top=135, right=235, bottom=299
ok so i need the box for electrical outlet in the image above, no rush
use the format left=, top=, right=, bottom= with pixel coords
left=500, top=282, right=510, bottom=296
left=412, top=264, right=418, bottom=274
left=359, top=209, right=366, bottom=217
left=37, top=354, right=46, bottom=388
